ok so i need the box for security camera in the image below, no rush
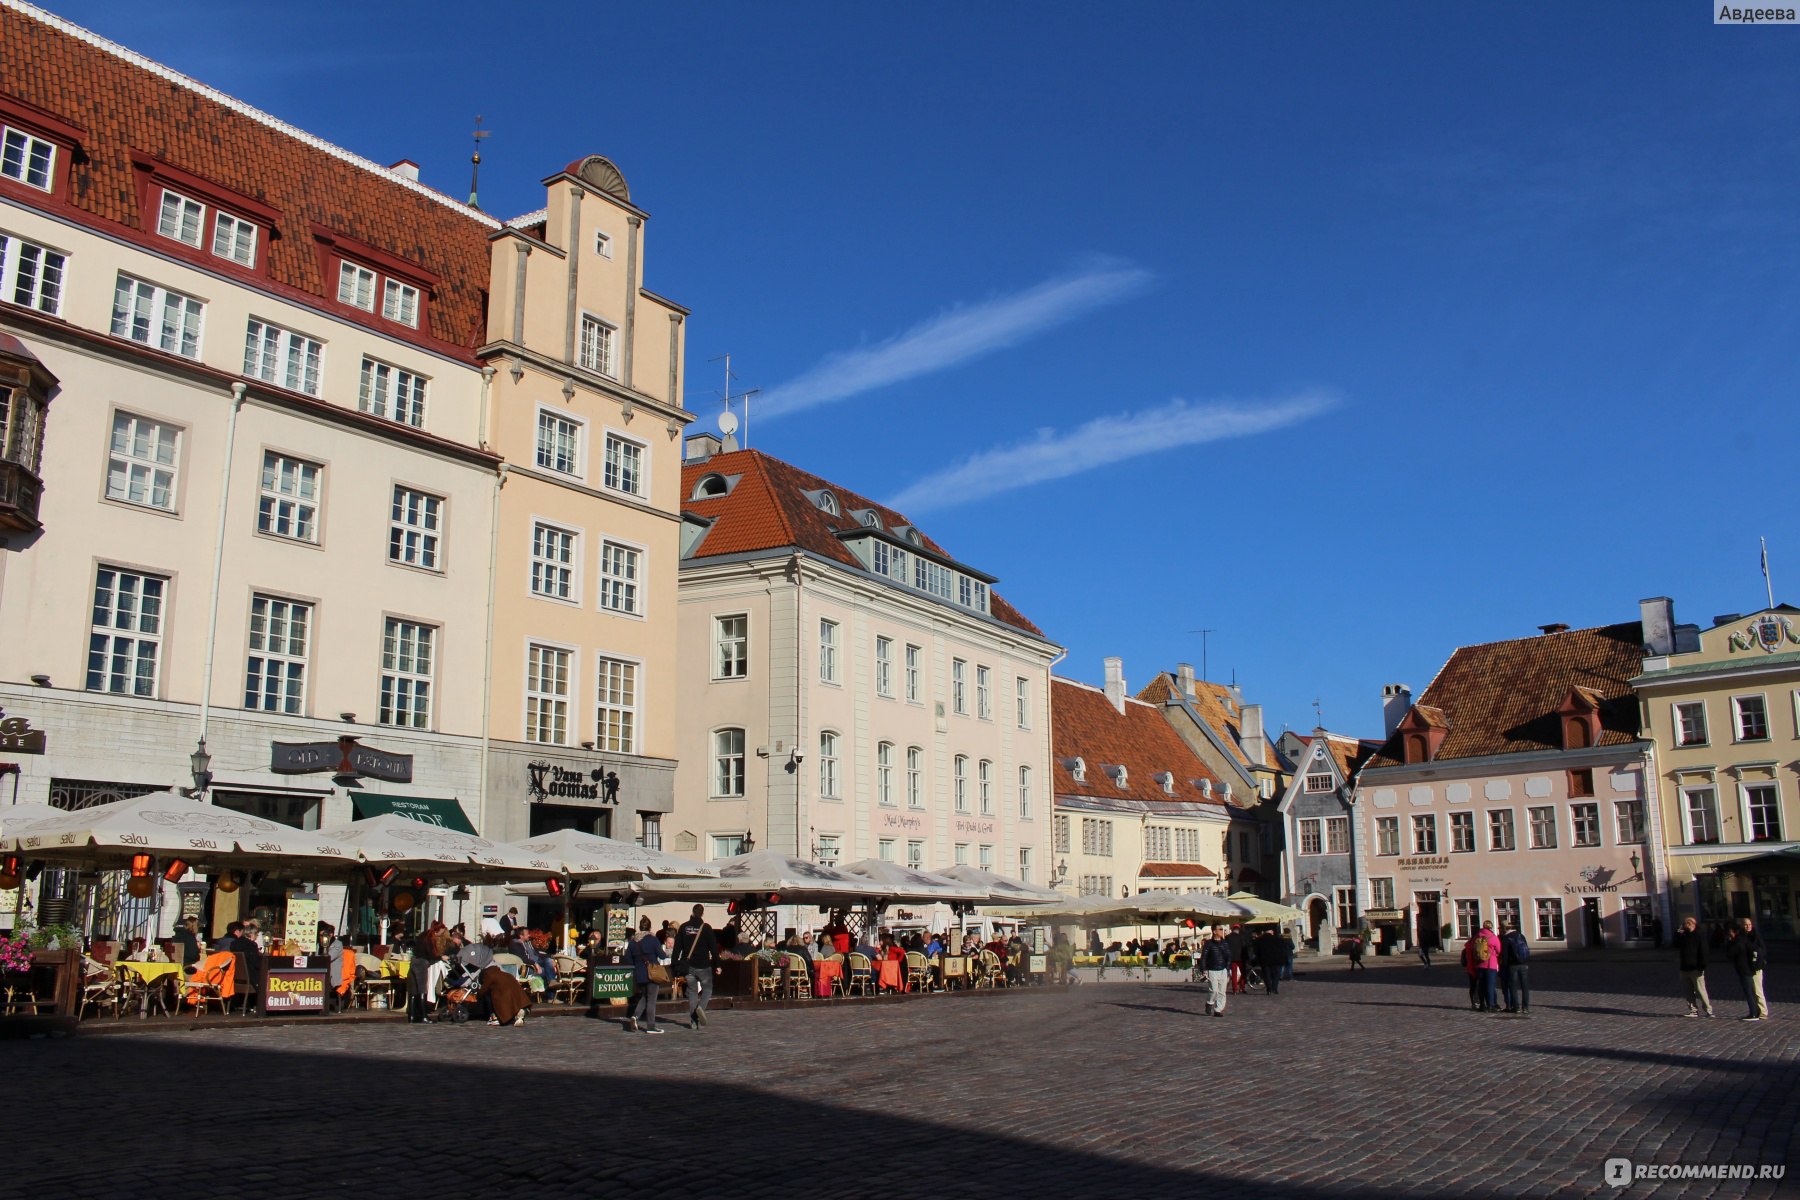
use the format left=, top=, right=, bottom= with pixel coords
left=789, top=750, right=806, bottom=764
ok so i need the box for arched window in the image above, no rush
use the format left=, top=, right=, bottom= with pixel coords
left=1405, top=733, right=1429, bottom=763
left=876, top=741, right=895, bottom=806
left=906, top=746, right=924, bottom=808
left=815, top=491, right=839, bottom=515
left=954, top=755, right=969, bottom=813
left=713, top=728, right=745, bottom=797
left=819, top=730, right=841, bottom=798
left=692, top=473, right=728, bottom=499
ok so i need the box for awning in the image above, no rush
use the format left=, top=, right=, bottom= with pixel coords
left=1705, top=847, right=1800, bottom=874
left=349, top=791, right=475, bottom=835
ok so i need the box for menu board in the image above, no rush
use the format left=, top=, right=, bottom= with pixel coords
left=284, top=895, right=320, bottom=950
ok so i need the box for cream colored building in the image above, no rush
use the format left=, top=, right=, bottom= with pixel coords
left=475, top=159, right=690, bottom=929
left=0, top=2, right=501, bottom=935
left=1632, top=596, right=1800, bottom=938
left=669, top=443, right=1059, bottom=933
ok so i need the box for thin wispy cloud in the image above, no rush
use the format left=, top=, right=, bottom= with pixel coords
left=887, top=392, right=1339, bottom=515
left=758, top=262, right=1152, bottom=419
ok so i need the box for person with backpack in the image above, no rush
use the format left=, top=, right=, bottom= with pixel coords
left=674, top=904, right=719, bottom=1030
left=1672, top=915, right=1713, bottom=1018
left=1499, top=922, right=1531, bottom=1015
left=1461, top=930, right=1497, bottom=1011
left=1727, top=917, right=1769, bottom=1021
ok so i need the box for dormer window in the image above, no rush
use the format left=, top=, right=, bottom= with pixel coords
left=692, top=473, right=729, bottom=500
left=1070, top=756, right=1086, bottom=783
left=1220, top=781, right=1233, bottom=803
left=816, top=491, right=839, bottom=515
left=338, top=262, right=377, bottom=311
left=1111, top=765, right=1129, bottom=789
left=1395, top=704, right=1449, bottom=764
left=157, top=190, right=205, bottom=247
left=1200, top=779, right=1213, bottom=798
left=155, top=187, right=260, bottom=268
left=858, top=509, right=882, bottom=529
left=319, top=229, right=433, bottom=331
left=1555, top=687, right=1603, bottom=751
left=1156, top=771, right=1176, bottom=796
left=1, top=125, right=56, bottom=192
left=383, top=280, right=419, bottom=327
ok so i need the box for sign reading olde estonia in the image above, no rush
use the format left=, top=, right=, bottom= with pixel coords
left=271, top=736, right=413, bottom=784
left=0, top=709, right=46, bottom=754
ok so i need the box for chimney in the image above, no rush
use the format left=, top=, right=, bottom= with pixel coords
left=1103, top=657, right=1126, bottom=715
left=1538, top=623, right=1570, bottom=635
left=1639, top=596, right=1675, bottom=657
left=1176, top=663, right=1196, bottom=700
left=1713, top=614, right=1741, bottom=628
left=1381, top=683, right=1412, bottom=738
left=684, top=432, right=722, bottom=463
left=1240, top=703, right=1266, bottom=767
left=388, top=159, right=421, bottom=182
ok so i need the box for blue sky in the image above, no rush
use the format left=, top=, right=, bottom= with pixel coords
left=51, top=1, right=1800, bottom=739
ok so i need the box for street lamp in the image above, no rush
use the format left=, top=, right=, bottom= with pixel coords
left=189, top=739, right=213, bottom=796
left=741, top=831, right=755, bottom=854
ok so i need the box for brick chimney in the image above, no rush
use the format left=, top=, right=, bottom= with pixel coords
left=1103, top=657, right=1126, bottom=715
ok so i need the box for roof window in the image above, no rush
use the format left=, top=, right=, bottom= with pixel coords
left=692, top=473, right=729, bottom=500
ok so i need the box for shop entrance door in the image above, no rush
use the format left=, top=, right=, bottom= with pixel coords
left=1582, top=897, right=1604, bottom=948
left=1416, top=900, right=1440, bottom=950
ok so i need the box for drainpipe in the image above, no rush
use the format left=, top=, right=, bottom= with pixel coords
left=479, top=464, right=508, bottom=839
left=789, top=552, right=804, bottom=862
left=477, top=365, right=496, bottom=450
left=195, top=382, right=248, bottom=796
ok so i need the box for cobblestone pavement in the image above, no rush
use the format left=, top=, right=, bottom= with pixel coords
left=11, top=959, right=1795, bottom=1199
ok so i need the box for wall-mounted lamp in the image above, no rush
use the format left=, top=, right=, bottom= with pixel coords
left=28, top=674, right=49, bottom=687
left=189, top=739, right=213, bottom=796
left=340, top=712, right=357, bottom=723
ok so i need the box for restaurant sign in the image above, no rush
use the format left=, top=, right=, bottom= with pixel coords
left=589, top=966, right=633, bottom=1000
left=877, top=811, right=926, bottom=833
left=526, top=762, right=619, bottom=805
left=953, top=817, right=997, bottom=837
left=0, top=709, right=45, bottom=754
left=1396, top=856, right=1449, bottom=872
left=271, top=737, right=413, bottom=783
left=264, top=955, right=330, bottom=1013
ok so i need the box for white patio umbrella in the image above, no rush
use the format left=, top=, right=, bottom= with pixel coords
left=3, top=790, right=359, bottom=873
left=633, top=849, right=882, bottom=906
left=309, top=812, right=549, bottom=882
left=0, top=802, right=64, bottom=840
left=840, top=859, right=990, bottom=904
left=1226, top=892, right=1305, bottom=924
left=937, top=864, right=1066, bottom=904
left=1126, top=891, right=1256, bottom=925
left=496, top=827, right=717, bottom=882
left=987, top=894, right=1136, bottom=925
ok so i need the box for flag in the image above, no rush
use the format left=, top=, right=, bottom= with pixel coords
left=1763, top=538, right=1770, bottom=581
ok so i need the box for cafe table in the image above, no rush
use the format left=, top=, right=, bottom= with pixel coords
left=115, top=960, right=183, bottom=1016
left=874, top=958, right=905, bottom=993
left=381, top=958, right=412, bottom=979
left=811, top=958, right=843, bottom=998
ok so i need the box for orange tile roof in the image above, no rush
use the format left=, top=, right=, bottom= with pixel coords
left=1052, top=678, right=1227, bottom=808
left=1367, top=622, right=1645, bottom=768
left=1294, top=732, right=1382, bottom=781
left=1, top=4, right=496, bottom=357
left=1137, top=673, right=1282, bottom=772
left=681, top=448, right=1043, bottom=636
left=1138, top=862, right=1218, bottom=878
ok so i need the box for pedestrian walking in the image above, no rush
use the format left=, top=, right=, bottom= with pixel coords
left=674, top=904, right=718, bottom=1030
left=1727, top=917, right=1769, bottom=1022
left=1417, top=925, right=1436, bottom=968
left=1346, top=930, right=1366, bottom=971
left=1477, top=920, right=1502, bottom=1013
left=1461, top=931, right=1497, bottom=1012
left=1226, top=925, right=1247, bottom=993
left=1255, top=929, right=1286, bottom=995
left=623, top=917, right=670, bottom=1033
left=1672, top=916, right=1713, bottom=1018
left=1201, top=926, right=1232, bottom=1017
left=1499, top=922, right=1531, bottom=1015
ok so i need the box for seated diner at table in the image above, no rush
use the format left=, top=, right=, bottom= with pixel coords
left=824, top=912, right=853, bottom=956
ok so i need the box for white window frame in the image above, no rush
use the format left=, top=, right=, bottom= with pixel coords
left=579, top=313, right=618, bottom=378
left=379, top=617, right=434, bottom=730
left=1489, top=808, right=1516, bottom=852
left=244, top=593, right=311, bottom=716
left=904, top=643, right=922, bottom=703
left=1375, top=815, right=1400, bottom=856
left=388, top=485, right=443, bottom=572
left=1298, top=817, right=1322, bottom=855
left=112, top=275, right=203, bottom=359
left=1614, top=798, right=1645, bottom=845
left=952, top=658, right=967, bottom=714
left=1448, top=810, right=1475, bottom=853
left=638, top=814, right=662, bottom=852
left=105, top=411, right=182, bottom=512
left=1732, top=694, right=1770, bottom=742
left=713, top=614, right=748, bottom=680
left=594, top=655, right=639, bottom=754
left=1016, top=676, right=1031, bottom=729
left=876, top=741, right=896, bottom=806
left=529, top=520, right=580, bottom=604
left=0, top=231, right=66, bottom=314
left=382, top=279, right=419, bottom=327
left=819, top=730, right=841, bottom=799
left=978, top=844, right=994, bottom=871
left=593, top=230, right=612, bottom=258
left=87, top=566, right=166, bottom=697
left=256, top=451, right=322, bottom=544
left=1683, top=786, right=1721, bottom=845
left=597, top=538, right=644, bottom=616
left=602, top=429, right=646, bottom=496
left=713, top=728, right=745, bottom=798
left=1305, top=772, right=1334, bottom=793
left=358, top=358, right=428, bottom=428
left=906, top=746, right=924, bottom=809
left=907, top=840, right=925, bottom=870
left=874, top=636, right=894, bottom=697
left=1570, top=802, right=1602, bottom=848
left=1527, top=805, right=1558, bottom=850
left=975, top=665, right=991, bottom=720
left=1672, top=700, right=1708, bottom=747
left=211, top=211, right=257, bottom=266
left=819, top=619, right=840, bottom=684
left=1018, top=847, right=1033, bottom=884
left=711, top=834, right=748, bottom=860
left=1411, top=813, right=1437, bottom=855
left=1369, top=877, right=1396, bottom=910
left=1081, top=817, right=1113, bottom=857
left=1053, top=814, right=1070, bottom=855
left=978, top=759, right=993, bottom=816
left=1018, top=765, right=1032, bottom=819
left=337, top=261, right=377, bottom=310
left=1454, top=898, right=1481, bottom=941
left=954, top=755, right=969, bottom=813
left=1325, top=815, right=1350, bottom=854
left=878, top=838, right=896, bottom=863
left=1535, top=897, right=1566, bottom=941
left=814, top=834, right=839, bottom=868
left=524, top=642, right=574, bottom=746
left=535, top=408, right=584, bottom=478
left=157, top=188, right=205, bottom=247
left=1335, top=886, right=1358, bottom=931
left=1743, top=782, right=1783, bottom=843
left=243, top=318, right=324, bottom=396
left=1, top=125, right=56, bottom=191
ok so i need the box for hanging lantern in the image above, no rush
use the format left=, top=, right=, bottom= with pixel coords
left=391, top=891, right=415, bottom=912
left=216, top=871, right=242, bottom=894
left=0, top=854, right=21, bottom=888
left=365, top=866, right=397, bottom=889
left=161, top=858, right=190, bottom=882
left=126, top=875, right=156, bottom=899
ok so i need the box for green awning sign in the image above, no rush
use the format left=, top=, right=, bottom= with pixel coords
left=349, top=792, right=476, bottom=835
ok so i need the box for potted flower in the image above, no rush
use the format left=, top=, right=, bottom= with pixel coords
left=0, top=932, right=35, bottom=1015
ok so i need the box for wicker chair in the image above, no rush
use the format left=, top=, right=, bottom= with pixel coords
left=79, top=956, right=123, bottom=1020
left=845, top=952, right=874, bottom=997
left=904, top=951, right=933, bottom=993
left=548, top=955, right=584, bottom=1005
left=181, top=952, right=236, bottom=1015
left=754, top=956, right=781, bottom=1000
left=979, top=949, right=1006, bottom=988
left=779, top=954, right=810, bottom=1000
left=356, top=964, right=393, bottom=1011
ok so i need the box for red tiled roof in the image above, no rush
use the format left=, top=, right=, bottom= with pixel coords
left=1137, top=674, right=1282, bottom=772
left=681, top=449, right=1043, bottom=636
left=1367, top=622, right=1645, bottom=768
left=1296, top=731, right=1381, bottom=782
left=1139, top=862, right=1218, bottom=878
left=1, top=4, right=496, bottom=355
left=1052, top=678, right=1226, bottom=807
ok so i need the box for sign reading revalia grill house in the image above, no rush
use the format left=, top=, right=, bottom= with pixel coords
left=0, top=709, right=46, bottom=754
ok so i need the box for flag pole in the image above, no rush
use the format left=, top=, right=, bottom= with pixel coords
left=1762, top=537, right=1775, bottom=611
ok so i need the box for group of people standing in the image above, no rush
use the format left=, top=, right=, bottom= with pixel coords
left=1198, top=924, right=1295, bottom=1016
left=1673, top=915, right=1770, bottom=1021
left=1459, top=920, right=1531, bottom=1014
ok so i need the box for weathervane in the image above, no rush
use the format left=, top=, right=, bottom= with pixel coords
left=467, top=115, right=490, bottom=209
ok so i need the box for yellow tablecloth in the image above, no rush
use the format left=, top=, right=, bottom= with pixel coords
left=380, top=959, right=411, bottom=979
left=115, top=961, right=183, bottom=984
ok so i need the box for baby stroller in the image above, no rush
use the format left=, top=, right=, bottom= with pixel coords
left=439, top=945, right=492, bottom=1023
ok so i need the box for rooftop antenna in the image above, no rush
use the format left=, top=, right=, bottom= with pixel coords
left=467, top=115, right=490, bottom=209
left=1187, top=629, right=1215, bottom=682
left=707, top=353, right=760, bottom=449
